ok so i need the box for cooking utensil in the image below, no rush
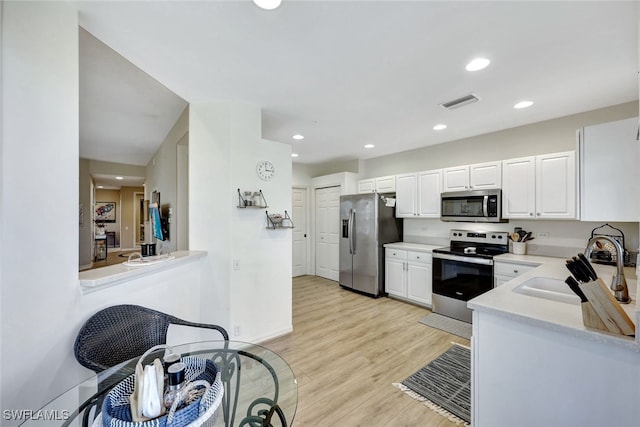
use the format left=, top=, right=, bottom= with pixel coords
left=523, top=231, right=532, bottom=242
left=510, top=232, right=520, bottom=242
left=517, top=230, right=527, bottom=241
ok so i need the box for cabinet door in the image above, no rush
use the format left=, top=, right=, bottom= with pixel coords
left=443, top=166, right=470, bottom=192
left=536, top=151, right=576, bottom=219
left=395, top=173, right=417, bottom=218
left=376, top=175, right=396, bottom=192
left=580, top=117, right=639, bottom=222
left=417, top=169, right=442, bottom=217
left=407, top=261, right=432, bottom=306
left=502, top=156, right=536, bottom=219
left=385, top=257, right=406, bottom=297
left=358, top=179, right=375, bottom=193
left=470, top=161, right=502, bottom=190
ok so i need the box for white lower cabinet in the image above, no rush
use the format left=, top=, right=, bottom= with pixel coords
left=493, top=261, right=538, bottom=287
left=385, top=249, right=432, bottom=306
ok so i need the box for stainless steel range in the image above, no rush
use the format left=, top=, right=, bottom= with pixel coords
left=432, top=229, right=509, bottom=323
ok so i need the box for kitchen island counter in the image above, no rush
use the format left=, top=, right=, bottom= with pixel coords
left=469, top=254, right=640, bottom=427
left=470, top=255, right=639, bottom=349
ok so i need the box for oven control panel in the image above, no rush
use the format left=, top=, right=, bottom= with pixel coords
left=449, top=229, right=509, bottom=244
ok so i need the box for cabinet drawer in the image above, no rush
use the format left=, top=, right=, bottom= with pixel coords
left=494, top=262, right=537, bottom=277
left=386, top=249, right=407, bottom=260
left=407, top=251, right=432, bottom=264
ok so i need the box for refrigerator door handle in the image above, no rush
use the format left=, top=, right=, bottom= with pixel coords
left=350, top=209, right=356, bottom=254
left=348, top=209, right=354, bottom=254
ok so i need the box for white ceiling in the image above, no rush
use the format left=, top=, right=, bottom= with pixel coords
left=77, top=0, right=639, bottom=171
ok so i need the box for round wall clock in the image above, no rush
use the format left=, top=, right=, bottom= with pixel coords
left=256, top=160, right=275, bottom=181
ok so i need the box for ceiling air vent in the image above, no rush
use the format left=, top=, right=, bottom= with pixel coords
left=440, top=93, right=480, bottom=110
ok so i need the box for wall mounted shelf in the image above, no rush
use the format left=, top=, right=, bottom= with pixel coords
left=266, top=210, right=294, bottom=229
left=237, top=188, right=268, bottom=208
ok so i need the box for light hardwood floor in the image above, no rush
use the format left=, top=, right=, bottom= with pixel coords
left=263, top=275, right=470, bottom=427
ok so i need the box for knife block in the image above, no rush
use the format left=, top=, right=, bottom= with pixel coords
left=578, top=279, right=635, bottom=336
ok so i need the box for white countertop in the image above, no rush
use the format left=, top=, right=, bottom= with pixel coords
left=79, top=250, right=207, bottom=294
left=383, top=242, right=442, bottom=252
left=469, top=254, right=640, bottom=351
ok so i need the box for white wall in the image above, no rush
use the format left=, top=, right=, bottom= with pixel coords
left=189, top=102, right=292, bottom=343
left=363, top=101, right=638, bottom=178
left=146, top=106, right=189, bottom=252
left=1, top=1, right=80, bottom=417
left=0, top=5, right=292, bottom=420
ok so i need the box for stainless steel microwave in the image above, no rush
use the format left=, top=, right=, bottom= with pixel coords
left=440, top=189, right=507, bottom=223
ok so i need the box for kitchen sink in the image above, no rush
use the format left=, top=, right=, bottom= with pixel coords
left=513, top=277, right=580, bottom=305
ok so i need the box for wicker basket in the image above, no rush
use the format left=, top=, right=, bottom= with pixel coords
left=100, top=346, right=223, bottom=427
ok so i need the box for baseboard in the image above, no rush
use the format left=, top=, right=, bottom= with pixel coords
left=250, top=326, right=293, bottom=345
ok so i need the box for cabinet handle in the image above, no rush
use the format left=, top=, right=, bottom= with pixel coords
left=529, top=212, right=533, bottom=216
left=513, top=269, right=519, bottom=274
left=537, top=213, right=541, bottom=216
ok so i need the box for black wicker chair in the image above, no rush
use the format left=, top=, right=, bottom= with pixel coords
left=74, top=304, right=229, bottom=373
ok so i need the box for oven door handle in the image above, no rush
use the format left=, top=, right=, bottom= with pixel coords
left=433, top=252, right=494, bottom=266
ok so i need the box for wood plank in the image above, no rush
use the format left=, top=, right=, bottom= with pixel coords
left=263, top=276, right=470, bottom=426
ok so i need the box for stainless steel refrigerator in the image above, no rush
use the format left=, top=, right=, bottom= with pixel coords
left=339, top=192, right=403, bottom=297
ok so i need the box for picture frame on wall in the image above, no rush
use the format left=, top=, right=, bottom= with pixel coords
left=95, top=201, right=116, bottom=223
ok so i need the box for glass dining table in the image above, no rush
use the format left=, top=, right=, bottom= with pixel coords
left=20, top=341, right=297, bottom=427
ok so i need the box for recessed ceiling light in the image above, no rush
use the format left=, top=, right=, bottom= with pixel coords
left=514, top=101, right=534, bottom=109
left=292, top=134, right=304, bottom=140
left=115, top=176, right=124, bottom=180
left=364, top=144, right=375, bottom=149
left=433, top=124, right=447, bottom=131
left=253, top=0, right=282, bottom=10
left=97, top=185, right=104, bottom=189
left=291, top=153, right=299, bottom=158
left=465, top=57, right=490, bottom=72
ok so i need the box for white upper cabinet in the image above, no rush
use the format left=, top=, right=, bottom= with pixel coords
left=358, top=175, right=396, bottom=193
left=357, top=179, right=375, bottom=193
left=536, top=151, right=576, bottom=219
left=502, top=151, right=577, bottom=220
left=376, top=175, right=396, bottom=192
left=502, top=156, right=536, bottom=219
left=395, top=173, right=418, bottom=217
left=443, top=166, right=470, bottom=192
left=469, top=161, right=502, bottom=190
left=443, top=161, right=501, bottom=192
left=417, top=170, right=442, bottom=217
left=395, top=169, right=442, bottom=218
left=580, top=117, right=639, bottom=222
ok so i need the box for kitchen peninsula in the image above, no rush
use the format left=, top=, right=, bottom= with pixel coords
left=469, top=256, right=640, bottom=427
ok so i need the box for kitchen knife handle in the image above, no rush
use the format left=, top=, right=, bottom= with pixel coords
left=565, top=276, right=588, bottom=302
left=566, top=260, right=587, bottom=283
left=577, top=253, right=598, bottom=281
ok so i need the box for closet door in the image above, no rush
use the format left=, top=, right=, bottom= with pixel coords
left=315, top=186, right=341, bottom=281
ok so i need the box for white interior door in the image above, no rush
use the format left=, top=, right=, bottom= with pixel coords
left=292, top=187, right=307, bottom=277
left=315, top=186, right=341, bottom=281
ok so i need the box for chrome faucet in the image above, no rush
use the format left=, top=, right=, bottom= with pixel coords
left=584, top=236, right=630, bottom=304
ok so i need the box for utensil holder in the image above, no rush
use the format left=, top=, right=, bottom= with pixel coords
left=579, top=278, right=635, bottom=336
left=512, top=241, right=527, bottom=255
